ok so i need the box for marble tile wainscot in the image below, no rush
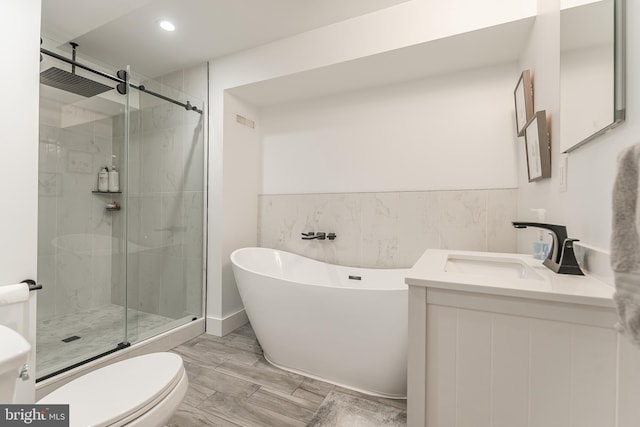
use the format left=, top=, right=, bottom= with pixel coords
left=258, top=188, right=517, bottom=269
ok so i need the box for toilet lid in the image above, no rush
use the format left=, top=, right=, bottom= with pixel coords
left=38, top=352, right=184, bottom=427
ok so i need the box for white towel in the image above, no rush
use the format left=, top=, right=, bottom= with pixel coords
left=0, top=282, right=29, bottom=307
left=611, top=143, right=640, bottom=347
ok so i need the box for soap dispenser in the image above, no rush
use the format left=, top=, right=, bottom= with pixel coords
left=531, top=208, right=550, bottom=260
left=108, top=166, right=119, bottom=192
left=98, top=167, right=109, bottom=192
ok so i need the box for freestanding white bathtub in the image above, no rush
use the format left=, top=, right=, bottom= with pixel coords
left=230, top=247, right=408, bottom=398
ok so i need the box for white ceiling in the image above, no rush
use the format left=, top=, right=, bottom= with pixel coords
left=41, top=0, right=410, bottom=78
left=229, top=17, right=535, bottom=107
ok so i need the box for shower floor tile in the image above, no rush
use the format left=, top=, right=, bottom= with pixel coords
left=36, top=304, right=177, bottom=378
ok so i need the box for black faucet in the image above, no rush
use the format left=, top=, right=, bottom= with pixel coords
left=301, top=232, right=336, bottom=241
left=302, top=232, right=325, bottom=240
left=511, top=222, right=584, bottom=275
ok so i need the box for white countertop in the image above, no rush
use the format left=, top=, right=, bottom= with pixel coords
left=405, top=249, right=615, bottom=308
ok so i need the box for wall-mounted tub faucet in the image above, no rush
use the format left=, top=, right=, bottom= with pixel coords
left=512, top=222, right=583, bottom=275
left=302, top=232, right=325, bottom=240
left=301, top=232, right=336, bottom=241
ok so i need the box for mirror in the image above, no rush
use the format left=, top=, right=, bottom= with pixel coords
left=559, top=0, right=625, bottom=153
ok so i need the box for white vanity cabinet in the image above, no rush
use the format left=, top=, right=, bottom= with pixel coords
left=406, top=249, right=640, bottom=427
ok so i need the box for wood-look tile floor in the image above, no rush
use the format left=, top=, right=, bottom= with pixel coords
left=167, top=323, right=407, bottom=427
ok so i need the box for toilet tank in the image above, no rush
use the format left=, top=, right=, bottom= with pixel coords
left=0, top=324, right=30, bottom=403
left=0, top=283, right=37, bottom=403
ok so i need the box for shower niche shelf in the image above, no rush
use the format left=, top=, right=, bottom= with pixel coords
left=92, top=191, right=122, bottom=211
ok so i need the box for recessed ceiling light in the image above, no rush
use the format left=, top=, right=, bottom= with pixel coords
left=159, top=20, right=175, bottom=32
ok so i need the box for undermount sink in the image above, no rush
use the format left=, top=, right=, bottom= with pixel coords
left=445, top=254, right=544, bottom=280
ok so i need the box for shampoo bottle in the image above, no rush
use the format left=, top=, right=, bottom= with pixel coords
left=531, top=208, right=550, bottom=260
left=108, top=166, right=119, bottom=192
left=98, top=167, right=109, bottom=192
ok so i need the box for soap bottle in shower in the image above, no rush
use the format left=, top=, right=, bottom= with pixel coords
left=98, top=167, right=109, bottom=192
left=108, top=166, right=119, bottom=192
left=531, top=208, right=550, bottom=260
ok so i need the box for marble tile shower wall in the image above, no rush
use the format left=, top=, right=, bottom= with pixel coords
left=258, top=189, right=517, bottom=268
left=38, top=98, right=114, bottom=321
left=110, top=67, right=205, bottom=321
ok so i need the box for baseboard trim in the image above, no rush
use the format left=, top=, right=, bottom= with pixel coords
left=206, top=309, right=248, bottom=337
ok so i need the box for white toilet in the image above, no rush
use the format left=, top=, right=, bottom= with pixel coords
left=0, top=324, right=188, bottom=427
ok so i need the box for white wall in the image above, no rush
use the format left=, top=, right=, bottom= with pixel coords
left=260, top=64, right=519, bottom=195
left=516, top=0, right=561, bottom=251
left=517, top=0, right=637, bottom=253
left=0, top=0, right=41, bottom=403
left=221, top=93, right=260, bottom=317
left=206, top=93, right=260, bottom=333
left=1, top=1, right=40, bottom=285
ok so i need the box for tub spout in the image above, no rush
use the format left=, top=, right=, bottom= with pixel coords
left=301, top=232, right=325, bottom=240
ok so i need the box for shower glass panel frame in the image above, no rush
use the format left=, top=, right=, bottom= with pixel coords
left=36, top=38, right=205, bottom=381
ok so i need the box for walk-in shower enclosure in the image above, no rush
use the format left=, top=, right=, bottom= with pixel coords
left=37, top=39, right=206, bottom=380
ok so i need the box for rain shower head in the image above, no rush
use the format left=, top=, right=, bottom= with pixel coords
left=40, top=43, right=113, bottom=98
left=40, top=67, right=113, bottom=97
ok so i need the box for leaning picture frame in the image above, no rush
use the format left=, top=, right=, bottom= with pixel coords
left=524, top=110, right=551, bottom=182
left=514, top=69, right=534, bottom=137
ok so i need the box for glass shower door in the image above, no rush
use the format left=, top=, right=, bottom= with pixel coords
left=123, top=69, right=205, bottom=345
left=36, top=40, right=205, bottom=380
left=37, top=41, right=131, bottom=380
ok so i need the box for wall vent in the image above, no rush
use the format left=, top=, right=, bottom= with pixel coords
left=236, top=114, right=255, bottom=129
